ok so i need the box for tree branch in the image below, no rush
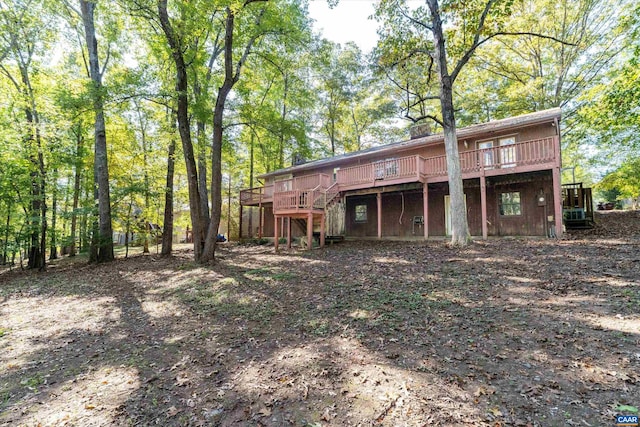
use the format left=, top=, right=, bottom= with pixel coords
left=394, top=0, right=432, bottom=31
left=452, top=30, right=577, bottom=83
left=405, top=113, right=443, bottom=127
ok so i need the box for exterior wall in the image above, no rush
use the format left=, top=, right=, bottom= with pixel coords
left=344, top=171, right=555, bottom=238
left=380, top=191, right=425, bottom=237
left=487, top=172, right=555, bottom=236
left=345, top=195, right=378, bottom=237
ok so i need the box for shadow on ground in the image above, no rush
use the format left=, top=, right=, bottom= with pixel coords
left=0, top=237, right=638, bottom=426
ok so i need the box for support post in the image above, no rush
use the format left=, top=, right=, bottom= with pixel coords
left=274, top=215, right=279, bottom=251
left=552, top=167, right=563, bottom=238
left=287, top=217, right=291, bottom=249
left=307, top=212, right=313, bottom=250
left=480, top=175, right=488, bottom=239
left=423, top=183, right=429, bottom=239
left=239, top=204, right=243, bottom=240
left=320, top=213, right=325, bottom=248
left=377, top=192, right=382, bottom=239
left=258, top=204, right=264, bottom=239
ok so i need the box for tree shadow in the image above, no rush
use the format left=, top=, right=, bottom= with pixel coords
left=0, top=239, right=638, bottom=426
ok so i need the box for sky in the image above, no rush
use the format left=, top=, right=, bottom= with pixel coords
left=307, top=0, right=380, bottom=53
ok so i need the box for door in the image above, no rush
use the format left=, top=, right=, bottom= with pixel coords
left=478, top=141, right=494, bottom=168
left=444, top=194, right=467, bottom=236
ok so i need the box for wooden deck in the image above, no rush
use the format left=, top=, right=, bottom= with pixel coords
left=240, top=136, right=560, bottom=214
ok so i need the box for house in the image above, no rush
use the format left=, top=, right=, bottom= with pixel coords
left=239, top=108, right=564, bottom=249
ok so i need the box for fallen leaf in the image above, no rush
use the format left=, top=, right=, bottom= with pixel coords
left=167, top=406, right=181, bottom=417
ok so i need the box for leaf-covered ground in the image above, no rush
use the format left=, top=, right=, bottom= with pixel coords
left=1, top=212, right=639, bottom=426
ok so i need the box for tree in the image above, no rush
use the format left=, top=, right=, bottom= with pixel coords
left=202, top=1, right=272, bottom=262
left=79, top=0, right=115, bottom=262
left=375, top=0, right=572, bottom=245
left=0, top=0, right=53, bottom=269
left=598, top=158, right=640, bottom=209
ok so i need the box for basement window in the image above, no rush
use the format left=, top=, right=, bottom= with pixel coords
left=355, top=204, right=367, bottom=222
left=499, top=192, right=521, bottom=216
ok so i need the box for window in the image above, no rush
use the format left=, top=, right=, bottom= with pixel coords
left=499, top=192, right=521, bottom=216
left=355, top=204, right=367, bottom=222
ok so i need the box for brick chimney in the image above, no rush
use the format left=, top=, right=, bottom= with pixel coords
left=409, top=122, right=431, bottom=139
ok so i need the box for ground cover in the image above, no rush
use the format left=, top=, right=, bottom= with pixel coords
left=0, top=212, right=638, bottom=426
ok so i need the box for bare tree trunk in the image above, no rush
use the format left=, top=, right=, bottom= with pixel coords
left=80, top=183, right=89, bottom=253
left=427, top=0, right=470, bottom=245
left=278, top=74, right=288, bottom=168
left=70, top=130, right=83, bottom=257
left=202, top=87, right=227, bottom=261
left=3, top=203, right=11, bottom=264
left=81, top=0, right=114, bottom=262
left=161, top=121, right=176, bottom=256
left=135, top=101, right=151, bottom=254
left=202, top=7, right=241, bottom=261
left=49, top=169, right=58, bottom=260
left=125, top=196, right=132, bottom=259
left=197, top=121, right=211, bottom=223
left=158, top=0, right=205, bottom=261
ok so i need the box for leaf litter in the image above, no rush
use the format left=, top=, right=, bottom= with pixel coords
left=0, top=211, right=638, bottom=426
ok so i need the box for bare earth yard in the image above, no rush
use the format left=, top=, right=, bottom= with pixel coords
left=1, top=211, right=639, bottom=426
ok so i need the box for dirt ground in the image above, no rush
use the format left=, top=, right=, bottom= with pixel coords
left=1, top=211, right=639, bottom=426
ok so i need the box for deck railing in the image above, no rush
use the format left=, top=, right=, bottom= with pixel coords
left=336, top=154, right=422, bottom=186
left=423, top=136, right=557, bottom=177
left=274, top=174, right=331, bottom=193
left=274, top=189, right=325, bottom=211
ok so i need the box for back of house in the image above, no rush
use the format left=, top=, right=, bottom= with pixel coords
left=240, top=108, right=565, bottom=246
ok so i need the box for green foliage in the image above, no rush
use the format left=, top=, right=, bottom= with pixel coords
left=597, top=158, right=640, bottom=206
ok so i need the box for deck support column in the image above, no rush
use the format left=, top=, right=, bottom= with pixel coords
left=274, top=215, right=279, bottom=251
left=423, top=184, right=429, bottom=239
left=307, top=212, right=313, bottom=250
left=258, top=204, right=264, bottom=239
left=320, top=213, right=325, bottom=248
left=377, top=192, right=382, bottom=239
left=552, top=167, right=563, bottom=238
left=280, top=217, right=285, bottom=239
left=480, top=175, right=488, bottom=239
left=239, top=204, right=243, bottom=240
left=287, top=217, right=291, bottom=249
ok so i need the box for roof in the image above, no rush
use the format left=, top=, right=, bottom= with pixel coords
left=258, top=108, right=561, bottom=179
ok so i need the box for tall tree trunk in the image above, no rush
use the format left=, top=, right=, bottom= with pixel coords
left=136, top=101, right=151, bottom=254
left=60, top=174, right=71, bottom=255
left=17, top=67, right=46, bottom=269
left=202, top=7, right=239, bottom=261
left=49, top=169, right=58, bottom=260
left=24, top=114, right=46, bottom=270
left=80, top=182, right=89, bottom=253
left=81, top=0, right=114, bottom=262
left=161, top=119, right=176, bottom=256
left=70, top=130, right=83, bottom=257
left=278, top=74, right=288, bottom=168
left=427, top=0, right=470, bottom=245
left=3, top=203, right=10, bottom=265
left=248, top=132, right=254, bottom=237
left=203, top=89, right=227, bottom=261
left=197, top=120, right=211, bottom=223
left=158, top=0, right=205, bottom=261
left=125, top=196, right=133, bottom=259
